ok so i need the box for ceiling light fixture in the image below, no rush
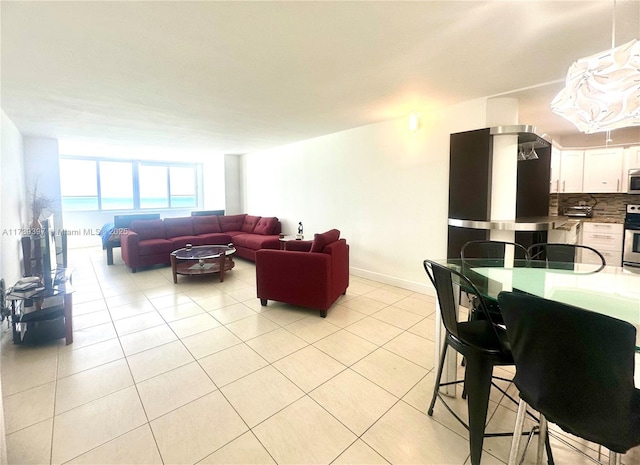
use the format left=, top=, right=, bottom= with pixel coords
left=409, top=113, right=421, bottom=132
left=551, top=1, right=640, bottom=134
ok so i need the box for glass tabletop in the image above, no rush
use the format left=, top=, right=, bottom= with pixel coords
left=439, top=259, right=640, bottom=327
left=173, top=244, right=235, bottom=260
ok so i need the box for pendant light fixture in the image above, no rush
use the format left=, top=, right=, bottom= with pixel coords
left=551, top=1, right=640, bottom=134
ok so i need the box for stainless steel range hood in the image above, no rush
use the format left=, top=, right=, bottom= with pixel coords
left=490, top=125, right=551, bottom=148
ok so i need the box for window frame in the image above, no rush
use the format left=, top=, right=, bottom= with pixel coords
left=59, top=156, right=201, bottom=212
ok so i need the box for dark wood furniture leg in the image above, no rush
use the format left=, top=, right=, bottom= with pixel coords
left=106, top=245, right=114, bottom=265
left=219, top=254, right=226, bottom=282
left=64, top=293, right=73, bottom=345
left=170, top=254, right=178, bottom=283
left=10, top=301, right=20, bottom=344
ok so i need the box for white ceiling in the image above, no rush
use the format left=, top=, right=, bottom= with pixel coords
left=2, top=1, right=640, bottom=154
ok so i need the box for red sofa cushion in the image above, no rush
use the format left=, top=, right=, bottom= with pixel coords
left=170, top=236, right=204, bottom=249
left=164, top=217, right=194, bottom=238
left=197, top=233, right=233, bottom=245
left=219, top=214, right=247, bottom=232
left=242, top=215, right=261, bottom=233
left=285, top=240, right=312, bottom=252
left=233, top=233, right=278, bottom=250
left=138, top=238, right=175, bottom=256
left=254, top=217, right=279, bottom=235
left=310, top=229, right=340, bottom=253
left=130, top=219, right=165, bottom=241
left=192, top=215, right=221, bottom=234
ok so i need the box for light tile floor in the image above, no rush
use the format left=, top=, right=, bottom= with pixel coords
left=2, top=246, right=639, bottom=464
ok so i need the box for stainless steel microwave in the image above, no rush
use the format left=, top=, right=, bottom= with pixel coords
left=628, top=169, right=640, bottom=193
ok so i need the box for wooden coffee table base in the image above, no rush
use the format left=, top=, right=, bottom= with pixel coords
left=171, top=253, right=235, bottom=283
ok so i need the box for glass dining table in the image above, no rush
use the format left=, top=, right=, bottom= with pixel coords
left=433, top=259, right=640, bottom=396
left=452, top=259, right=639, bottom=326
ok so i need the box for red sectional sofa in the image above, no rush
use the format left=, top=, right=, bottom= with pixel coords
left=120, top=214, right=281, bottom=272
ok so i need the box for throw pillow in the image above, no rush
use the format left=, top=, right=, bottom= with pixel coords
left=164, top=217, right=194, bottom=238
left=192, top=215, right=221, bottom=234
left=310, top=229, right=340, bottom=253
left=219, top=214, right=247, bottom=232
left=242, top=215, right=261, bottom=233
left=253, top=217, right=279, bottom=235
left=130, top=219, right=165, bottom=241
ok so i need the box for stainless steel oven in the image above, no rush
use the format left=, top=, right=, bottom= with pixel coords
left=623, top=204, right=640, bottom=267
left=628, top=169, right=640, bottom=194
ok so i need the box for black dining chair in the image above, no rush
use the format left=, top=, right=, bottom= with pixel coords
left=460, top=240, right=530, bottom=269
left=497, top=291, right=640, bottom=465
left=527, top=242, right=606, bottom=273
left=423, top=260, right=520, bottom=465
left=460, top=240, right=530, bottom=324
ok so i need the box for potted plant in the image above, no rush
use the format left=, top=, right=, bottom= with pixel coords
left=29, top=183, right=56, bottom=233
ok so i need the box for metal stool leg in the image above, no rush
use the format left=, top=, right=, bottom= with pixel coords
left=509, top=399, right=528, bottom=465
left=428, top=341, right=449, bottom=416
left=536, top=414, right=548, bottom=465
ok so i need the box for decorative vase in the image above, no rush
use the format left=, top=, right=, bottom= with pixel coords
left=30, top=216, right=42, bottom=234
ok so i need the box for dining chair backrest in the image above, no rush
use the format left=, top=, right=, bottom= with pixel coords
left=461, top=240, right=530, bottom=269
left=527, top=243, right=606, bottom=272
left=497, top=291, right=640, bottom=453
left=423, top=260, right=504, bottom=348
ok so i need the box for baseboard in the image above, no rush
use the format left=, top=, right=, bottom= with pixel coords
left=349, top=266, right=435, bottom=296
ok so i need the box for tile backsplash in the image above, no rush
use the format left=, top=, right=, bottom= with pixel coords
left=549, top=193, right=640, bottom=221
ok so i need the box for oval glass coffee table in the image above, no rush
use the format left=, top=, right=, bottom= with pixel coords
left=170, top=244, right=236, bottom=283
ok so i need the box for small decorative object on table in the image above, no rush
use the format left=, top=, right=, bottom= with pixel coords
left=29, top=183, right=56, bottom=232
left=297, top=222, right=304, bottom=239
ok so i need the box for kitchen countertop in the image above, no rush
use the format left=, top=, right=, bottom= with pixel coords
left=448, top=216, right=575, bottom=231
left=448, top=215, right=625, bottom=231
left=576, top=217, right=624, bottom=224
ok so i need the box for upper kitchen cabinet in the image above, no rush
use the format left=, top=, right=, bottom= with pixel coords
left=625, top=146, right=640, bottom=167
left=550, top=146, right=561, bottom=193
left=556, top=146, right=632, bottom=193
left=582, top=147, right=623, bottom=193
left=622, top=146, right=640, bottom=192
left=559, top=150, right=584, bottom=193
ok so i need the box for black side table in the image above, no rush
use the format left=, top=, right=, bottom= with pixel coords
left=7, top=270, right=74, bottom=345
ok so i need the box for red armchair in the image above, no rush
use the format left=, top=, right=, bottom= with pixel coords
left=255, top=229, right=349, bottom=317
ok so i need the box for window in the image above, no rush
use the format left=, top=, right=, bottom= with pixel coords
left=60, top=159, right=99, bottom=211
left=139, top=164, right=169, bottom=209
left=170, top=166, right=197, bottom=208
left=59, top=157, right=199, bottom=211
left=99, top=161, right=134, bottom=210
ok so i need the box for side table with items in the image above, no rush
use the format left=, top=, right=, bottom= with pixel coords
left=7, top=271, right=74, bottom=346
left=278, top=234, right=310, bottom=250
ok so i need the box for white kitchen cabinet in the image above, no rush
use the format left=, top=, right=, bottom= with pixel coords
left=582, top=147, right=624, bottom=193
left=579, top=222, right=623, bottom=266
left=550, top=146, right=561, bottom=193
left=622, top=146, right=640, bottom=192
left=559, top=150, right=583, bottom=193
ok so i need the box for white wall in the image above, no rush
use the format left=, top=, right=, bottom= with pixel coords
left=0, top=109, right=25, bottom=465
left=1, top=111, right=27, bottom=285
left=202, top=154, right=226, bottom=212
left=23, top=137, right=62, bottom=231
left=242, top=99, right=490, bottom=293
left=224, top=154, right=243, bottom=215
